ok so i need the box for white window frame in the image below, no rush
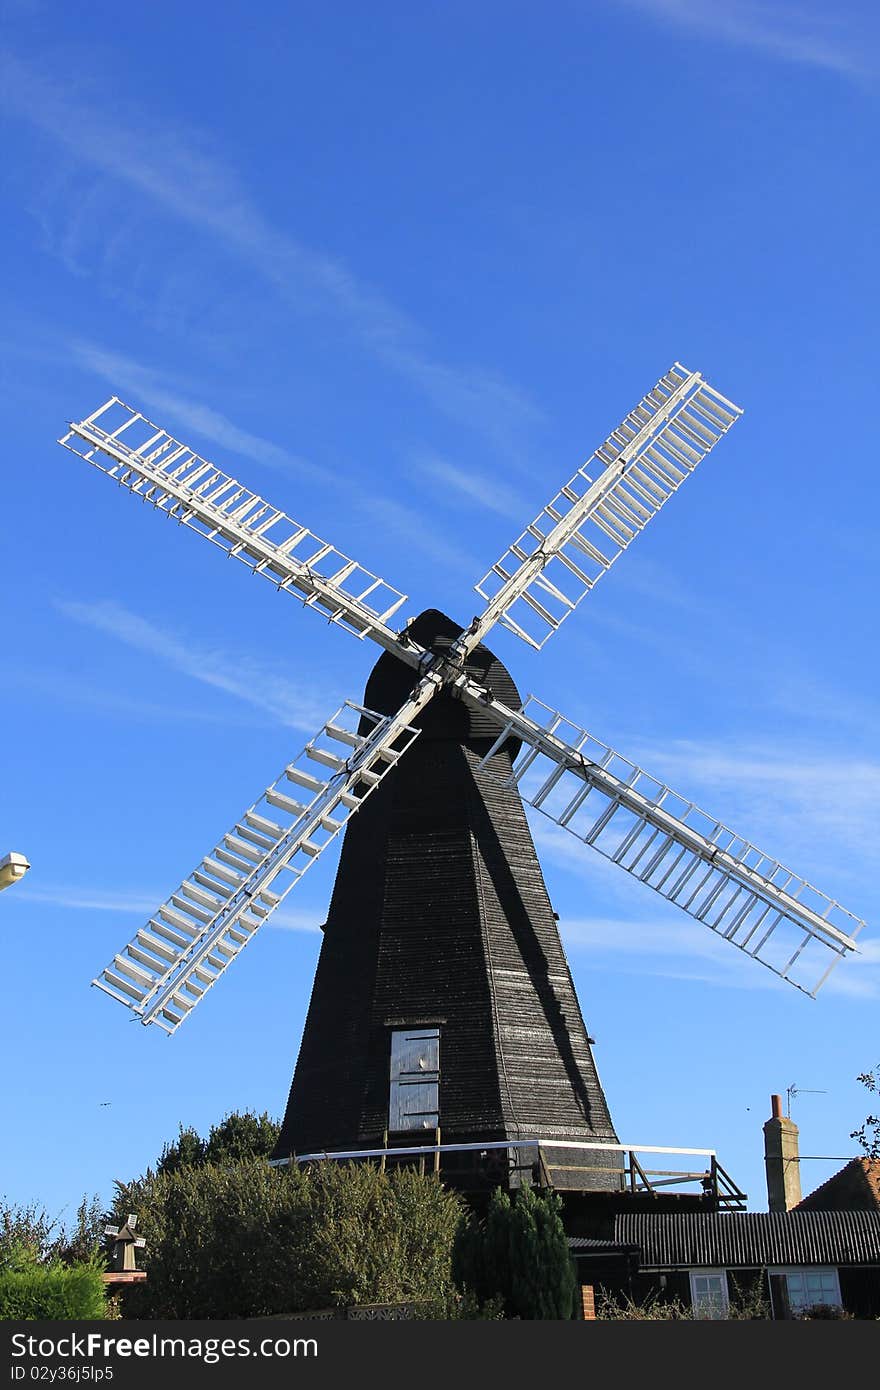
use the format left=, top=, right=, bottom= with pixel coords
left=768, top=1266, right=842, bottom=1316
left=688, top=1268, right=730, bottom=1319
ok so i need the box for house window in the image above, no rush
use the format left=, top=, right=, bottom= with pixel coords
left=689, top=1269, right=729, bottom=1319
left=388, top=1027, right=440, bottom=1132
left=770, top=1266, right=841, bottom=1315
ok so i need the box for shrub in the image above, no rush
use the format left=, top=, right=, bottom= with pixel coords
left=111, top=1159, right=467, bottom=1319
left=596, top=1290, right=692, bottom=1320
left=1, top=1196, right=105, bottom=1271
left=797, top=1302, right=851, bottom=1320
left=727, top=1274, right=771, bottom=1320
left=0, top=1256, right=108, bottom=1320
left=597, top=1281, right=775, bottom=1321
left=0, top=1201, right=58, bottom=1268
left=425, top=1287, right=506, bottom=1319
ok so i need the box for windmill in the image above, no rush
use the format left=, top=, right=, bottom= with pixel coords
left=59, top=363, right=867, bottom=1190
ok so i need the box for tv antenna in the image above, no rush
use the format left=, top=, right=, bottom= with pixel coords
left=787, top=1083, right=827, bottom=1118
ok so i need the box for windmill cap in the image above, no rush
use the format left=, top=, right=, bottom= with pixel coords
left=366, top=609, right=523, bottom=751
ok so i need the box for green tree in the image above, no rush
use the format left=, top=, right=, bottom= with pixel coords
left=453, top=1185, right=576, bottom=1319
left=850, top=1066, right=880, bottom=1160
left=157, top=1126, right=205, bottom=1176
left=156, top=1110, right=280, bottom=1175
left=1, top=1196, right=105, bottom=1269
left=205, top=1111, right=280, bottom=1166
left=1, top=1200, right=57, bottom=1268
left=52, top=1196, right=106, bottom=1265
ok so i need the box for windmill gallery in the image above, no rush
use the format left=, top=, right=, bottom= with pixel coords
left=59, top=363, right=867, bottom=1212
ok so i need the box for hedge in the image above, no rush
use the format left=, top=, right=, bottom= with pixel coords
left=0, top=1260, right=107, bottom=1319
left=110, top=1159, right=467, bottom=1319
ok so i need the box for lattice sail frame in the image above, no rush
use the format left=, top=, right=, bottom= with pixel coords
left=474, top=364, right=742, bottom=650
left=94, top=702, right=420, bottom=1033
left=60, top=399, right=409, bottom=651
left=477, top=696, right=864, bottom=996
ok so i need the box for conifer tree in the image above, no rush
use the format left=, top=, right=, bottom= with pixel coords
left=453, top=1185, right=575, bottom=1319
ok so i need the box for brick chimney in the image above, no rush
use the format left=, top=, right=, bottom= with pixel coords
left=763, top=1093, right=802, bottom=1212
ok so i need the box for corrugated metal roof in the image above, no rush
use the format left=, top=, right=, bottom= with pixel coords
left=615, top=1211, right=880, bottom=1268
left=569, top=1238, right=631, bottom=1251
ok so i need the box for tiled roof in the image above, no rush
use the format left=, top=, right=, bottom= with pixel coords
left=798, top=1159, right=880, bottom=1212
left=614, top=1211, right=880, bottom=1268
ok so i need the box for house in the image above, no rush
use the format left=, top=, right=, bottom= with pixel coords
left=571, top=1209, right=880, bottom=1318
left=570, top=1096, right=880, bottom=1318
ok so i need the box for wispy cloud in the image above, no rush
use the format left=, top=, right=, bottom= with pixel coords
left=19, top=884, right=328, bottom=939
left=17, top=885, right=160, bottom=914
left=562, top=910, right=741, bottom=962
left=769, top=672, right=880, bottom=745
left=530, top=789, right=875, bottom=996
left=626, top=737, right=880, bottom=860
left=823, top=936, right=880, bottom=1000
left=0, top=665, right=264, bottom=727
left=68, top=338, right=519, bottom=583
left=359, top=496, right=481, bottom=576
left=57, top=598, right=339, bottom=732
left=1, top=49, right=540, bottom=445
left=558, top=906, right=877, bottom=998
left=610, top=552, right=712, bottom=616
left=420, top=453, right=533, bottom=523
left=270, top=907, right=323, bottom=934
left=616, top=1, right=874, bottom=77
left=531, top=817, right=629, bottom=890
left=70, top=341, right=318, bottom=478
left=528, top=718, right=880, bottom=881
left=66, top=338, right=473, bottom=575
left=557, top=906, right=795, bottom=993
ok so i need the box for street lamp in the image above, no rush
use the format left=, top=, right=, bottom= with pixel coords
left=0, top=852, right=30, bottom=892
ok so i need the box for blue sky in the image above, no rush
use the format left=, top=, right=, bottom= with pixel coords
left=1, top=0, right=878, bottom=1225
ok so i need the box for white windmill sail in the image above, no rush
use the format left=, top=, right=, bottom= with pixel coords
left=473, top=364, right=742, bottom=650
left=474, top=694, right=864, bottom=996
left=60, top=399, right=416, bottom=659
left=94, top=702, right=420, bottom=1032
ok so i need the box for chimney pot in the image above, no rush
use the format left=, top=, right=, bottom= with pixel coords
left=771, top=1093, right=783, bottom=1119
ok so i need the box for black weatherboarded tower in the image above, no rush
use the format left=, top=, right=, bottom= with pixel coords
left=273, top=612, right=619, bottom=1185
